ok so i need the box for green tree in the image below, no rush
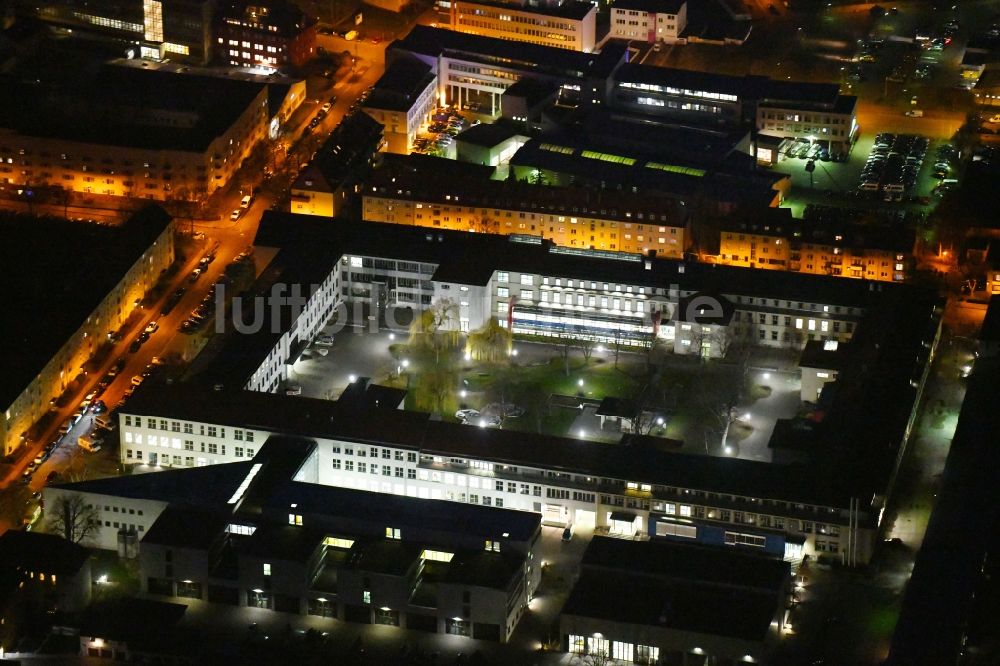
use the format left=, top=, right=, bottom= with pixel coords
left=466, top=317, right=512, bottom=362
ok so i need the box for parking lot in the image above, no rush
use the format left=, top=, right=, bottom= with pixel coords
left=412, top=108, right=475, bottom=157
left=775, top=130, right=958, bottom=215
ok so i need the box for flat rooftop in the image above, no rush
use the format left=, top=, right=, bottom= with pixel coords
left=263, top=479, right=541, bottom=543
left=0, top=63, right=268, bottom=152
left=391, top=26, right=627, bottom=81
left=0, top=207, right=172, bottom=409
left=564, top=538, right=788, bottom=641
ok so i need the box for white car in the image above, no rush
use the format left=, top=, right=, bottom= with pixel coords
left=321, top=102, right=332, bottom=113
left=230, top=209, right=243, bottom=222
left=312, top=347, right=329, bottom=357
left=144, top=320, right=159, bottom=335
left=455, top=409, right=480, bottom=422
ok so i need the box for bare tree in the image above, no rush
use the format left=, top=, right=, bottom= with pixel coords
left=558, top=337, right=574, bottom=377
left=714, top=325, right=736, bottom=359
left=45, top=493, right=100, bottom=545
left=612, top=327, right=624, bottom=369
left=571, top=650, right=613, bottom=666
left=579, top=338, right=597, bottom=364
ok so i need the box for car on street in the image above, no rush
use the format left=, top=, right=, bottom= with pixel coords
left=230, top=209, right=243, bottom=222
left=240, top=194, right=253, bottom=208
left=128, top=338, right=143, bottom=353
left=131, top=375, right=145, bottom=387
left=33, top=454, right=44, bottom=465
left=321, top=102, right=332, bottom=113
left=189, top=268, right=203, bottom=282
left=144, top=321, right=159, bottom=335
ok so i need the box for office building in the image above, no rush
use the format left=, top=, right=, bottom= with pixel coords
left=0, top=207, right=175, bottom=455
left=445, top=0, right=597, bottom=52
left=609, top=0, right=687, bottom=45
left=361, top=155, right=690, bottom=257
left=32, top=0, right=216, bottom=63
left=45, top=436, right=541, bottom=642
left=0, top=63, right=275, bottom=200
left=362, top=56, right=438, bottom=153
left=389, top=26, right=628, bottom=116
left=215, top=0, right=317, bottom=69
left=611, top=63, right=858, bottom=151
left=562, top=537, right=789, bottom=664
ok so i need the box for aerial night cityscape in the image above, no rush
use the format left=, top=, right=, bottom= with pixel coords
left=1, top=0, right=1000, bottom=663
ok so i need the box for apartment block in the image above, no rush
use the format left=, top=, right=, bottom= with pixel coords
left=719, top=216, right=915, bottom=282
left=0, top=207, right=174, bottom=456
left=361, top=157, right=690, bottom=257
left=0, top=64, right=273, bottom=201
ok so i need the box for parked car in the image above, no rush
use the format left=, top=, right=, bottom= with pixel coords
left=230, top=209, right=243, bottom=222
left=240, top=194, right=253, bottom=208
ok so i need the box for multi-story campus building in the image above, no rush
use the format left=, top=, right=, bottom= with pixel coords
left=389, top=26, right=628, bottom=116
left=360, top=156, right=690, bottom=257
left=609, top=0, right=687, bottom=45
left=718, top=213, right=916, bottom=282
left=445, top=0, right=597, bottom=52
left=0, top=64, right=279, bottom=201
left=215, top=0, right=317, bottom=69
left=45, top=435, right=542, bottom=643
left=0, top=207, right=175, bottom=455
left=95, top=214, right=938, bottom=573
left=610, top=63, right=858, bottom=151
left=31, top=0, right=216, bottom=62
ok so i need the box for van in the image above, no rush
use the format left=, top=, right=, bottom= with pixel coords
left=240, top=195, right=253, bottom=208
left=78, top=435, right=103, bottom=452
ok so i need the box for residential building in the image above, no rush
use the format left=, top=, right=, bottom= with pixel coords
left=718, top=215, right=915, bottom=282
left=446, top=0, right=597, bottom=52
left=362, top=56, right=438, bottom=154
left=290, top=111, right=384, bottom=216
left=562, top=537, right=789, bottom=664
left=215, top=0, right=317, bottom=69
left=389, top=26, right=628, bottom=116
left=0, top=207, right=175, bottom=455
left=31, top=0, right=216, bottom=63
left=46, top=436, right=541, bottom=642
left=610, top=0, right=687, bottom=45
left=0, top=63, right=273, bottom=201
left=361, top=156, right=690, bottom=257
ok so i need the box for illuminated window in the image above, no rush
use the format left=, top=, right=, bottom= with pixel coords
left=288, top=514, right=302, bottom=526
left=385, top=527, right=401, bottom=540
left=143, top=0, right=163, bottom=42
left=263, top=563, right=271, bottom=576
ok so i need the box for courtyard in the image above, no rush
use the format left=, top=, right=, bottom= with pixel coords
left=290, top=313, right=803, bottom=462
